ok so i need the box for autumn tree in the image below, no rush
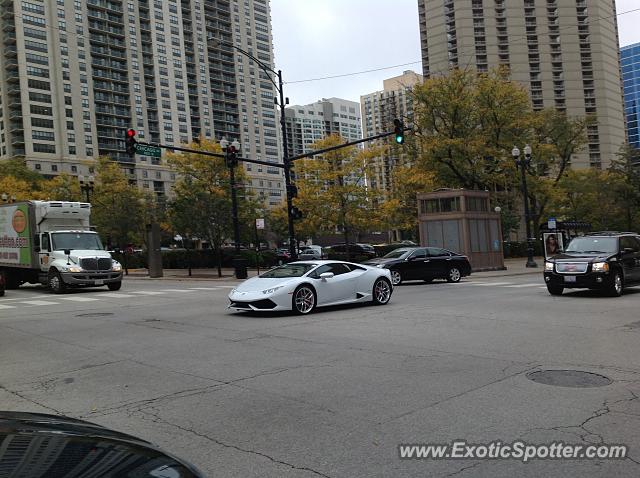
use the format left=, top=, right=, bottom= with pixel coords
left=90, top=156, right=147, bottom=250
left=166, top=139, right=261, bottom=276
left=40, top=173, right=82, bottom=202
left=293, top=135, right=382, bottom=256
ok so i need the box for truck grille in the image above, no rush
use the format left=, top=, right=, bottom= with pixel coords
left=555, top=262, right=589, bottom=274
left=80, top=258, right=112, bottom=271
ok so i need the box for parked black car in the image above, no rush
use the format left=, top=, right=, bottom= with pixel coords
left=0, top=270, right=4, bottom=296
left=327, top=243, right=377, bottom=259
left=364, top=247, right=472, bottom=285
left=544, top=232, right=640, bottom=297
left=0, top=411, right=205, bottom=477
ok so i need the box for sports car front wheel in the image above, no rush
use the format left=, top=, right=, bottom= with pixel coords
left=293, top=285, right=316, bottom=314
left=372, top=278, right=392, bottom=305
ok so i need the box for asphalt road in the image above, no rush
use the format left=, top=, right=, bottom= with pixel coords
left=2, top=274, right=640, bottom=477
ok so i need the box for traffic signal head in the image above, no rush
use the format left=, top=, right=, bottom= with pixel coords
left=125, top=128, right=137, bottom=156
left=393, top=119, right=404, bottom=145
left=287, top=184, right=298, bottom=199
left=290, top=206, right=303, bottom=221
left=225, top=144, right=238, bottom=168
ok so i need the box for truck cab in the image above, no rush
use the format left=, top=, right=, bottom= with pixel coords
left=0, top=201, right=123, bottom=293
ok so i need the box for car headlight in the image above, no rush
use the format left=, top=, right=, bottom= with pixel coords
left=592, top=262, right=609, bottom=272
left=112, top=261, right=122, bottom=272
left=544, top=261, right=554, bottom=272
left=66, top=266, right=83, bottom=273
left=262, top=286, right=284, bottom=295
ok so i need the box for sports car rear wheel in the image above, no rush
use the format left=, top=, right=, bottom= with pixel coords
left=293, top=285, right=316, bottom=314
left=372, top=278, right=392, bottom=305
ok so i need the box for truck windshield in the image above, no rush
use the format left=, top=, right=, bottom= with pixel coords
left=51, top=233, right=104, bottom=251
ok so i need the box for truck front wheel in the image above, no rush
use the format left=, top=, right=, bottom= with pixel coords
left=107, top=281, right=122, bottom=291
left=48, top=270, right=66, bottom=294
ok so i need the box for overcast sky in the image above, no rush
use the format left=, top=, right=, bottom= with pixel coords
left=270, top=0, right=640, bottom=106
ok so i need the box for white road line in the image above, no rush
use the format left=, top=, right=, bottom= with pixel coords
left=503, top=283, right=544, bottom=288
left=94, top=293, right=135, bottom=298
left=58, top=297, right=101, bottom=302
left=468, top=282, right=514, bottom=286
left=130, top=291, right=164, bottom=295
left=0, top=304, right=16, bottom=310
left=159, top=289, right=195, bottom=293
left=188, top=287, right=221, bottom=291
left=0, top=294, right=53, bottom=302
left=18, top=300, right=59, bottom=306
left=218, top=286, right=236, bottom=289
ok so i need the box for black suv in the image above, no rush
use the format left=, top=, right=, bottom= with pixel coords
left=544, top=232, right=640, bottom=297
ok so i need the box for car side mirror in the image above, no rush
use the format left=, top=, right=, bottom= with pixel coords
left=319, top=272, right=334, bottom=280
left=64, top=249, right=71, bottom=256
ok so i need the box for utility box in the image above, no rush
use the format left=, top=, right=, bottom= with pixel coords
left=417, top=189, right=505, bottom=271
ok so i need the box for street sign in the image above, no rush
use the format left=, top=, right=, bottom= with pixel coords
left=548, top=217, right=557, bottom=230
left=134, top=143, right=162, bottom=158
left=255, top=218, right=265, bottom=230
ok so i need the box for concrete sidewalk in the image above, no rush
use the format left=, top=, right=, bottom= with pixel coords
left=124, top=256, right=544, bottom=281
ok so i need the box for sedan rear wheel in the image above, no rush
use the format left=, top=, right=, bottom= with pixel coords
left=293, top=285, right=316, bottom=314
left=390, top=269, right=402, bottom=286
left=372, top=278, right=392, bottom=305
left=446, top=267, right=462, bottom=283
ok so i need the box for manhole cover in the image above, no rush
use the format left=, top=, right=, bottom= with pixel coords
left=75, top=312, right=114, bottom=318
left=526, top=370, right=612, bottom=388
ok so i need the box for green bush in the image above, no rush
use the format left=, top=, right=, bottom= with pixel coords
left=502, top=241, right=543, bottom=258
left=112, top=249, right=279, bottom=269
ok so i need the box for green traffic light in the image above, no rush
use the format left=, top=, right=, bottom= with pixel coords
left=395, top=135, right=404, bottom=144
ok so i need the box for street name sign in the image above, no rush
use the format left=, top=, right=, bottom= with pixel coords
left=134, top=144, right=162, bottom=158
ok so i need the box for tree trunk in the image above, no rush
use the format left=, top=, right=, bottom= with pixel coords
left=215, top=244, right=222, bottom=278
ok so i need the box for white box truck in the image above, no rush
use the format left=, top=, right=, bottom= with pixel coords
left=0, top=201, right=123, bottom=293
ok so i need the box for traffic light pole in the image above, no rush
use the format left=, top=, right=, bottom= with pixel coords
left=277, top=69, right=297, bottom=261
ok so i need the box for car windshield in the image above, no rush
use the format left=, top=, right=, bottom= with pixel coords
left=383, top=248, right=412, bottom=259
left=260, top=263, right=317, bottom=278
left=565, top=237, right=618, bottom=254
left=51, top=232, right=104, bottom=251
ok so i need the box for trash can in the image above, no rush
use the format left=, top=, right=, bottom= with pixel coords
left=233, top=258, right=248, bottom=279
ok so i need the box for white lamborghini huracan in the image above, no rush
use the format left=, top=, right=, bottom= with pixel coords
left=228, top=260, right=393, bottom=314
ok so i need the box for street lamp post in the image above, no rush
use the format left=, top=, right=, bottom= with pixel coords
left=78, top=175, right=95, bottom=203
left=220, top=138, right=244, bottom=278
left=512, top=145, right=538, bottom=268
left=208, top=35, right=297, bottom=260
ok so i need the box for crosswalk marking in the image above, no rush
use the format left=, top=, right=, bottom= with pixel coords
left=130, top=291, right=164, bottom=295
left=468, top=282, right=514, bottom=287
left=503, top=283, right=544, bottom=288
left=95, top=293, right=135, bottom=298
left=159, top=289, right=195, bottom=293
left=58, top=296, right=100, bottom=302
left=0, top=304, right=16, bottom=310
left=218, top=286, right=236, bottom=289
left=19, top=300, right=59, bottom=306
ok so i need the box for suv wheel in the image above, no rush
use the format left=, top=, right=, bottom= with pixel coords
left=607, top=271, right=624, bottom=297
left=547, top=284, right=564, bottom=296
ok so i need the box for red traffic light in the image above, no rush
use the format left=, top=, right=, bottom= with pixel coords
left=127, top=128, right=136, bottom=138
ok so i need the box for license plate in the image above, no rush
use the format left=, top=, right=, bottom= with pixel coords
left=94, top=280, right=104, bottom=285
left=564, top=276, right=576, bottom=283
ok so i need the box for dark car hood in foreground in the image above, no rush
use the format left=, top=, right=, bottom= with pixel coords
left=0, top=411, right=205, bottom=477
left=550, top=252, right=611, bottom=262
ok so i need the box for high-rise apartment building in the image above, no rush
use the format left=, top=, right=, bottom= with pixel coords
left=0, top=0, right=283, bottom=203
left=621, top=42, right=640, bottom=149
left=417, top=0, right=626, bottom=169
left=284, top=97, right=362, bottom=157
left=360, top=70, right=422, bottom=192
